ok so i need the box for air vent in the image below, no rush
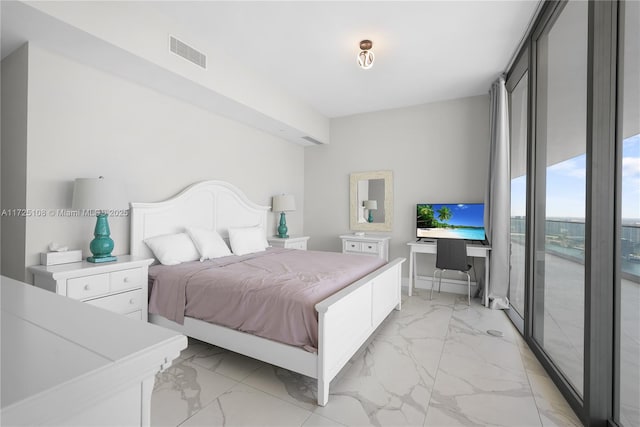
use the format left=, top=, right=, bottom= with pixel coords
left=302, top=136, right=324, bottom=145
left=169, top=35, right=206, bottom=69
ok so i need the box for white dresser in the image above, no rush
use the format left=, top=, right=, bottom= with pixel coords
left=339, top=234, right=391, bottom=261
left=0, top=275, right=187, bottom=426
left=29, top=256, right=153, bottom=321
left=268, top=235, right=309, bottom=250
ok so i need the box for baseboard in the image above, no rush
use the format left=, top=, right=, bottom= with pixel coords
left=402, top=276, right=478, bottom=296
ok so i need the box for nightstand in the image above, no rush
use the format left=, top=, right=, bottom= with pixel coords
left=267, top=236, right=310, bottom=250
left=29, top=256, right=154, bottom=321
left=340, top=234, right=390, bottom=261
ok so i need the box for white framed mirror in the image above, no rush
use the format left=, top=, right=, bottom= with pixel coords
left=349, top=170, right=393, bottom=232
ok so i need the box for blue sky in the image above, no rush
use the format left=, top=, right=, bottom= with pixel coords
left=511, top=134, right=640, bottom=220
left=427, top=203, right=485, bottom=227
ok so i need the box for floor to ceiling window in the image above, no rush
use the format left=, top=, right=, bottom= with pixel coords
left=532, top=0, right=587, bottom=397
left=506, top=1, right=637, bottom=424
left=617, top=2, right=639, bottom=425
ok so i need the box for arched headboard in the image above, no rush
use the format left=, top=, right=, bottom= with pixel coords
left=130, top=180, right=269, bottom=260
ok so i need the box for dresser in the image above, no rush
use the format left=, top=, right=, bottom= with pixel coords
left=268, top=235, right=309, bottom=250
left=339, top=234, right=391, bottom=261
left=29, top=256, right=153, bottom=321
left=1, top=275, right=187, bottom=426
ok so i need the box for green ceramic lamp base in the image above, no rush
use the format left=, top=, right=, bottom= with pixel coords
left=88, top=213, right=117, bottom=263
left=277, top=212, right=289, bottom=239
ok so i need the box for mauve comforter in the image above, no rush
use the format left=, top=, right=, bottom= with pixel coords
left=148, top=248, right=385, bottom=352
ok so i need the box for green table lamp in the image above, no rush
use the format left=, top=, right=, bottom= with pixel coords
left=72, top=176, right=126, bottom=263
left=272, top=194, right=296, bottom=239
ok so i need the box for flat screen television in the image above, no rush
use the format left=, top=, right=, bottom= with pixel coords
left=416, top=203, right=486, bottom=241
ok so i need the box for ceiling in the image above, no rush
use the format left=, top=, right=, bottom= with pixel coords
left=149, top=1, right=541, bottom=118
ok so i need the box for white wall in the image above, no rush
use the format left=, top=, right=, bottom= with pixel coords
left=304, top=95, right=490, bottom=278
left=1, top=44, right=29, bottom=281
left=16, top=1, right=330, bottom=144
left=14, top=44, right=303, bottom=278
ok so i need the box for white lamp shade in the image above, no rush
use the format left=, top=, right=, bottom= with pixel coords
left=272, top=194, right=296, bottom=212
left=363, top=200, right=378, bottom=210
left=72, top=177, right=127, bottom=211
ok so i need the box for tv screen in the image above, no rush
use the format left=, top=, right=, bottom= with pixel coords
left=416, top=203, right=486, bottom=241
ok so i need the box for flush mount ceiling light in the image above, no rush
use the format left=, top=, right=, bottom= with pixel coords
left=357, top=40, right=375, bottom=70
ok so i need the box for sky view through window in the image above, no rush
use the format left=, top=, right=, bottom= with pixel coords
left=511, top=134, right=640, bottom=220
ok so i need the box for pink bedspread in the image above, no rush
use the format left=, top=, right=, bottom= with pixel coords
left=148, top=248, right=385, bottom=352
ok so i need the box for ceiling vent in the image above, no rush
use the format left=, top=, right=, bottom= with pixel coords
left=170, top=35, right=206, bottom=69
left=301, top=136, right=324, bottom=145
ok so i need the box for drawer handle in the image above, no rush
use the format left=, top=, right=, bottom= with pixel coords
left=84, top=284, right=90, bottom=291
left=123, top=277, right=130, bottom=283
left=129, top=298, right=135, bottom=305
left=367, top=245, right=373, bottom=249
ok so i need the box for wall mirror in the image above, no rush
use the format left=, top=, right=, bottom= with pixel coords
left=349, top=170, right=393, bottom=232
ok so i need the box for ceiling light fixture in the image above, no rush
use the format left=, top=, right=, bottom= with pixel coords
left=357, top=40, right=375, bottom=70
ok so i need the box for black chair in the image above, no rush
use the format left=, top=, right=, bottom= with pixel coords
left=431, top=238, right=473, bottom=305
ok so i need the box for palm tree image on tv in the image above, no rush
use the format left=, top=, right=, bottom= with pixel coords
left=416, top=203, right=486, bottom=240
left=417, top=205, right=435, bottom=228
left=437, top=206, right=452, bottom=223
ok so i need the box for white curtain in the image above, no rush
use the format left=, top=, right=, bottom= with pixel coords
left=484, top=76, right=510, bottom=310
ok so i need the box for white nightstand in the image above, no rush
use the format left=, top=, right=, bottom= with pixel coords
left=340, top=234, right=391, bottom=261
left=29, top=255, right=154, bottom=321
left=268, top=236, right=310, bottom=250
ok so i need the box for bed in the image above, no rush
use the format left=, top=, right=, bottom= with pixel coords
left=130, top=180, right=405, bottom=406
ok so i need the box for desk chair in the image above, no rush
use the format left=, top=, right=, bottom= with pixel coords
left=431, top=238, right=472, bottom=305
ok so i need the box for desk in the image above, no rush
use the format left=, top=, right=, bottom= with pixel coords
left=408, top=241, right=492, bottom=307
left=1, top=275, right=187, bottom=426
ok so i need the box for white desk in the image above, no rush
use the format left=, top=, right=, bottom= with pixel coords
left=407, top=241, right=492, bottom=307
left=0, top=275, right=187, bottom=426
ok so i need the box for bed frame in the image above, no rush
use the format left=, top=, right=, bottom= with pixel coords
left=130, top=180, right=405, bottom=406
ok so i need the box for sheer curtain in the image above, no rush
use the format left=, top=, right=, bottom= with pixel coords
left=484, top=76, right=510, bottom=309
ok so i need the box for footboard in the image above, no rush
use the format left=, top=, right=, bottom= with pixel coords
left=314, top=257, right=404, bottom=406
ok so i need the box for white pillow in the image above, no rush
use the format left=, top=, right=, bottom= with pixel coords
left=186, top=227, right=232, bottom=261
left=144, top=232, right=200, bottom=265
left=228, top=226, right=269, bottom=256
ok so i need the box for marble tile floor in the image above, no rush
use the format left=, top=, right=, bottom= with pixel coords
left=151, top=290, right=582, bottom=427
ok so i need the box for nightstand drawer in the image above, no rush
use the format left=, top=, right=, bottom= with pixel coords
left=267, top=236, right=310, bottom=251
left=85, top=289, right=142, bottom=315
left=344, top=241, right=362, bottom=252
left=29, top=256, right=153, bottom=322
left=288, top=241, right=307, bottom=250
left=361, top=242, right=379, bottom=254
left=67, top=274, right=110, bottom=300
left=110, top=268, right=142, bottom=292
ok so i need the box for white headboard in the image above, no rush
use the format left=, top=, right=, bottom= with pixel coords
left=130, top=180, right=269, bottom=259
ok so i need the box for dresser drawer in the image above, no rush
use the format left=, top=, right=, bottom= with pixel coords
left=110, top=268, right=142, bottom=292
left=67, top=274, right=110, bottom=300
left=340, top=235, right=389, bottom=261
left=344, top=241, right=362, bottom=252
left=85, top=289, right=142, bottom=315
left=361, top=242, right=379, bottom=254
left=125, top=310, right=142, bottom=321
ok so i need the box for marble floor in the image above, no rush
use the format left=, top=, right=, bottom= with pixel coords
left=151, top=291, right=582, bottom=427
